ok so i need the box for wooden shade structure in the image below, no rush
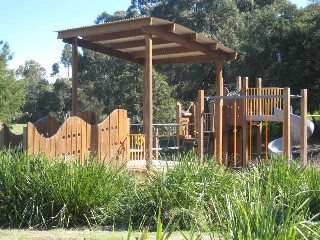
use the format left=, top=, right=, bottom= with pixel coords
left=57, top=17, right=237, bottom=166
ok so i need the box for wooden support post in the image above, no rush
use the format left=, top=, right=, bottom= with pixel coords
left=209, top=102, right=215, bottom=156
left=197, top=90, right=204, bottom=165
left=176, top=102, right=181, bottom=153
left=143, top=33, right=153, bottom=170
left=256, top=78, right=262, bottom=160
left=72, top=37, right=79, bottom=116
left=242, top=77, right=249, bottom=167
left=283, top=87, right=291, bottom=162
left=215, top=61, right=223, bottom=164
left=236, top=76, right=242, bottom=92
left=300, top=89, right=307, bottom=165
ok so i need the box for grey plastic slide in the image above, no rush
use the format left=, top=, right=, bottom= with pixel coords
left=246, top=108, right=314, bottom=156
left=267, top=108, right=314, bottom=155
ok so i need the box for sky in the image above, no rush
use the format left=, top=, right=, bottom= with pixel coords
left=1, top=0, right=309, bottom=82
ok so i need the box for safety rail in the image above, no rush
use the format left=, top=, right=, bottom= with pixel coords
left=129, top=134, right=145, bottom=160
left=246, top=88, right=283, bottom=115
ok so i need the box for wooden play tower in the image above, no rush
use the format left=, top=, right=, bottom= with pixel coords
left=56, top=17, right=236, bottom=168
left=176, top=77, right=310, bottom=167
left=1, top=17, right=311, bottom=169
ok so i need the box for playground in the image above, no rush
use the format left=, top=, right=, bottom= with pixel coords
left=0, top=17, right=318, bottom=169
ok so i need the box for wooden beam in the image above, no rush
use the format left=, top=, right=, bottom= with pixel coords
left=72, top=37, right=79, bottom=116
left=109, top=38, right=171, bottom=50
left=143, top=33, right=153, bottom=170
left=83, top=29, right=144, bottom=42
left=186, top=33, right=198, bottom=41
left=163, top=23, right=176, bottom=32
left=215, top=61, right=223, bottom=164
left=63, top=38, right=143, bottom=65
left=141, top=26, right=232, bottom=60
left=57, top=17, right=152, bottom=39
left=153, top=55, right=215, bottom=65
left=132, top=46, right=198, bottom=58
left=283, top=87, right=291, bottom=162
left=300, top=89, right=307, bottom=165
left=209, top=43, right=218, bottom=51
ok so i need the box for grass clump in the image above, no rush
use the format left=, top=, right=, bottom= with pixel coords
left=0, top=150, right=136, bottom=228
left=0, top=150, right=319, bottom=239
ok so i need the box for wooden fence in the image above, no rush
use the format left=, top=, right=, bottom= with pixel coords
left=23, top=109, right=130, bottom=163
left=0, top=123, right=23, bottom=149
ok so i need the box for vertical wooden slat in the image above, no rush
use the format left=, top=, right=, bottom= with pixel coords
left=176, top=102, right=181, bottom=151
left=76, top=118, right=82, bottom=161
left=256, top=78, right=262, bottom=160
left=118, top=109, right=125, bottom=163
left=300, top=89, right=307, bottom=165
left=215, top=61, right=223, bottom=164
left=153, top=128, right=159, bottom=160
left=81, top=119, right=87, bottom=161
left=50, top=136, right=55, bottom=159
left=22, top=127, right=27, bottom=153
left=111, top=110, right=118, bottom=162
left=33, top=125, right=40, bottom=154
left=65, top=118, right=71, bottom=157
left=197, top=90, right=204, bottom=164
left=242, top=77, right=249, bottom=167
left=126, top=118, right=130, bottom=161
left=87, top=122, right=93, bottom=158
left=236, top=76, right=241, bottom=92
left=283, top=87, right=291, bottom=162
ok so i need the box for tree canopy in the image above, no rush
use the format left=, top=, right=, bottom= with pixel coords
left=0, top=41, right=26, bottom=124
left=3, top=1, right=320, bottom=124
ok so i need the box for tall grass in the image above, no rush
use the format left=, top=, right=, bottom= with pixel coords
left=0, top=150, right=137, bottom=228
left=0, top=150, right=319, bottom=239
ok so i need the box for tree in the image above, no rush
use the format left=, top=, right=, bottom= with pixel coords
left=16, top=60, right=50, bottom=122
left=51, top=62, right=60, bottom=77
left=0, top=41, right=25, bottom=124
left=60, top=44, right=72, bottom=78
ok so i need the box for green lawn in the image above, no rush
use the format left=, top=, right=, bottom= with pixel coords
left=0, top=229, right=204, bottom=240
left=10, top=124, right=26, bottom=135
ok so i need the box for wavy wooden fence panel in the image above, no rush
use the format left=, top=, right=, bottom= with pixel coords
left=34, top=115, right=59, bottom=137
left=0, top=123, right=23, bottom=149
left=24, top=109, right=130, bottom=163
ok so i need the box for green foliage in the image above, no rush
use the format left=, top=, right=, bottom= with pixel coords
left=0, top=151, right=320, bottom=239
left=78, top=51, right=175, bottom=123
left=60, top=44, right=72, bottom=78
left=0, top=41, right=26, bottom=124
left=50, top=62, right=60, bottom=77
left=0, top=151, right=137, bottom=228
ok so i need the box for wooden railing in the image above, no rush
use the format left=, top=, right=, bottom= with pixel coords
left=246, top=88, right=283, bottom=115
left=129, top=134, right=145, bottom=160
